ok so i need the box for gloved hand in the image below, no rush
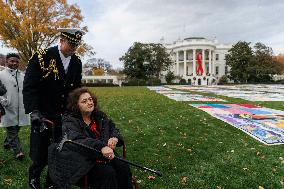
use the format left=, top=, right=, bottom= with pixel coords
left=30, top=110, right=43, bottom=126
left=30, top=110, right=48, bottom=132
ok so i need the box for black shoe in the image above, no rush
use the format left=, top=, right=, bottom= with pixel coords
left=3, top=143, right=11, bottom=150
left=29, top=178, right=40, bottom=189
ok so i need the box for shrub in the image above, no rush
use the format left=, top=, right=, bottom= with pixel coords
left=179, top=78, right=187, bottom=85
left=82, top=82, right=119, bottom=87
left=218, top=75, right=228, bottom=85
left=165, top=71, right=175, bottom=84
left=122, top=78, right=147, bottom=86
left=147, top=78, right=161, bottom=86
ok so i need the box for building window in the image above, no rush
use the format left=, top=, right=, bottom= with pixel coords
left=225, top=66, right=228, bottom=75
left=215, top=54, right=219, bottom=60
left=215, top=66, right=219, bottom=75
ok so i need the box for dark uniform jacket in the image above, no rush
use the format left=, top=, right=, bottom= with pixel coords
left=23, top=46, right=82, bottom=120
left=48, top=111, right=124, bottom=189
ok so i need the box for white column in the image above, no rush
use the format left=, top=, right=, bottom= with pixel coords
left=193, top=49, right=196, bottom=76
left=202, top=49, right=205, bottom=76
left=176, top=51, right=179, bottom=75
left=209, top=50, right=212, bottom=75
left=183, top=50, right=186, bottom=76
left=212, top=53, right=215, bottom=75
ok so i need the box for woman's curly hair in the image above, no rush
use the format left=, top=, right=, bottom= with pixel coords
left=66, top=87, right=99, bottom=115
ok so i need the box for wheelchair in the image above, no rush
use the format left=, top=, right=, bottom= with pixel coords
left=81, top=144, right=139, bottom=189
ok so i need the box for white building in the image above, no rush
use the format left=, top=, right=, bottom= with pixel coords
left=82, top=75, right=126, bottom=86
left=162, top=37, right=232, bottom=85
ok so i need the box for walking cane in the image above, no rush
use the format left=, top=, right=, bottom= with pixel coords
left=57, top=134, right=163, bottom=176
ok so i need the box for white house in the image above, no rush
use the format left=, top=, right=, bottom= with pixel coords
left=162, top=37, right=232, bottom=85
left=82, top=75, right=126, bottom=86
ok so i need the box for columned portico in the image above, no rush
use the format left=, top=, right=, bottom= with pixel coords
left=176, top=51, right=179, bottom=76
left=183, top=50, right=186, bottom=76
left=163, top=37, right=232, bottom=85
left=193, top=49, right=196, bottom=77
left=209, top=49, right=212, bottom=74
left=202, top=49, right=205, bottom=76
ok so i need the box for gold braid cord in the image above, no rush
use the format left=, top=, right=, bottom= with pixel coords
left=61, top=32, right=80, bottom=43
left=36, top=49, right=59, bottom=80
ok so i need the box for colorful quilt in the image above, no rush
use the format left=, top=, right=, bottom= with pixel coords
left=165, top=93, right=225, bottom=102
left=146, top=86, right=172, bottom=91
left=168, top=85, right=284, bottom=101
left=156, top=90, right=189, bottom=94
left=191, top=104, right=284, bottom=145
left=148, top=86, right=225, bottom=102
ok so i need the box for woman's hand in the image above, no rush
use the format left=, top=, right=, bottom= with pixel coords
left=101, top=146, right=114, bottom=160
left=108, top=137, right=118, bottom=150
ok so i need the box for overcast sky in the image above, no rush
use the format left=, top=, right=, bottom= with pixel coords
left=1, top=0, right=284, bottom=68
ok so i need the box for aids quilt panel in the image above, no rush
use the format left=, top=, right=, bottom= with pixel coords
left=190, top=104, right=284, bottom=145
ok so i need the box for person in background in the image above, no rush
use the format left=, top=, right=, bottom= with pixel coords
left=23, top=28, right=84, bottom=189
left=48, top=87, right=133, bottom=189
left=0, top=53, right=29, bottom=160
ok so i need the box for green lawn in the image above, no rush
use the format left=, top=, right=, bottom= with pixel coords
left=0, top=86, right=283, bottom=189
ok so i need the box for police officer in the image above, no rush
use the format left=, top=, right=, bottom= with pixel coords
left=23, top=28, right=84, bottom=189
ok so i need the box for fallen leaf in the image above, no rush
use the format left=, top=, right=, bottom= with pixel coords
left=147, top=176, right=155, bottom=180
left=3, top=178, right=12, bottom=185
left=181, top=176, right=187, bottom=184
left=187, top=148, right=192, bottom=152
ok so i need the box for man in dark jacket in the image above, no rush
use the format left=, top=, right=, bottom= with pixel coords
left=23, top=28, right=84, bottom=189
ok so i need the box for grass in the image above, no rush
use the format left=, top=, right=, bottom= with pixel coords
left=0, top=86, right=284, bottom=189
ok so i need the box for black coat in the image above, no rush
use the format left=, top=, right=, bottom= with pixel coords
left=0, top=80, right=6, bottom=96
left=0, top=80, right=6, bottom=115
left=23, top=46, right=82, bottom=119
left=48, top=111, right=124, bottom=189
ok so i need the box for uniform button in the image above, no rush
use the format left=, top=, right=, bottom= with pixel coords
left=70, top=83, right=73, bottom=86
left=61, top=95, right=64, bottom=98
left=14, top=85, right=17, bottom=87
left=63, top=84, right=65, bottom=87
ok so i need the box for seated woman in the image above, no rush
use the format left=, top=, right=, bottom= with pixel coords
left=48, top=87, right=133, bottom=189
